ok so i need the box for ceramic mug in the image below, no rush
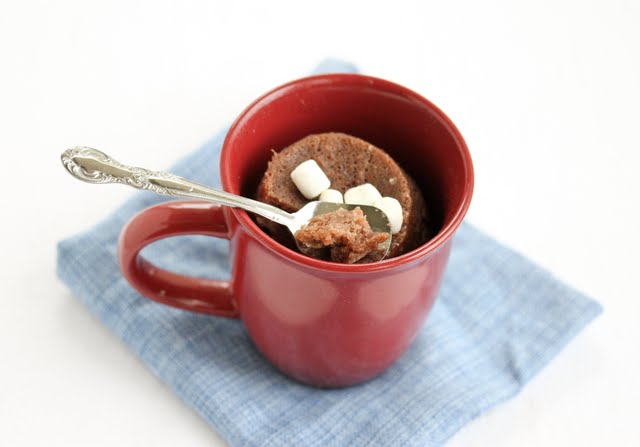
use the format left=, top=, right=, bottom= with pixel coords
left=118, top=74, right=474, bottom=387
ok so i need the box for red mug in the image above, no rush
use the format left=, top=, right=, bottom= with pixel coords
left=118, top=74, right=474, bottom=387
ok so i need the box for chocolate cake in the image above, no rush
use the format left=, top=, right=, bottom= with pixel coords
left=256, top=133, right=431, bottom=260
left=294, top=207, right=390, bottom=264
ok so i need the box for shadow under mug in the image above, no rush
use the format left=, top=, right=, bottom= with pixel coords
left=118, top=74, right=474, bottom=387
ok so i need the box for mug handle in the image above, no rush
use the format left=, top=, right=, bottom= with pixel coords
left=118, top=200, right=239, bottom=318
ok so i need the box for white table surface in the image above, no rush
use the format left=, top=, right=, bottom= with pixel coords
left=2, top=1, right=638, bottom=445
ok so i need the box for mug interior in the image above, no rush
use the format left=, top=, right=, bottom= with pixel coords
left=222, top=74, right=473, bottom=267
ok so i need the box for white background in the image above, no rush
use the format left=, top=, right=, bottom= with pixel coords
left=1, top=0, right=638, bottom=445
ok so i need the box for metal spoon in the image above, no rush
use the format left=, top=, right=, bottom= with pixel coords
left=60, top=147, right=392, bottom=260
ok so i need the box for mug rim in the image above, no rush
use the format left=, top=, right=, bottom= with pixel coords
left=221, top=73, right=474, bottom=273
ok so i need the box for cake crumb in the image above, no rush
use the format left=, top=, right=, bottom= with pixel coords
left=295, top=207, right=389, bottom=264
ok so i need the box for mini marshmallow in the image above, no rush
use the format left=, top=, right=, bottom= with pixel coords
left=319, top=189, right=344, bottom=203
left=344, top=183, right=382, bottom=206
left=374, top=196, right=403, bottom=234
left=290, top=159, right=331, bottom=199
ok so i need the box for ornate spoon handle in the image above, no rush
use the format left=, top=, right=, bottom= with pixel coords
left=60, top=147, right=293, bottom=226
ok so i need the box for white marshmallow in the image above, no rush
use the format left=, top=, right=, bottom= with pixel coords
left=344, top=183, right=382, bottom=206
left=290, top=159, right=331, bottom=199
left=319, top=189, right=344, bottom=203
left=374, top=196, right=403, bottom=234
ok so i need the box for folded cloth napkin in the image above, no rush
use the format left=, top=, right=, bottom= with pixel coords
left=57, top=60, right=602, bottom=447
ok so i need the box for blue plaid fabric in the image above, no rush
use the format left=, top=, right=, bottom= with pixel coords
left=56, top=60, right=601, bottom=446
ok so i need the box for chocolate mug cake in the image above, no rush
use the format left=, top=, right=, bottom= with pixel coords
left=256, top=132, right=433, bottom=262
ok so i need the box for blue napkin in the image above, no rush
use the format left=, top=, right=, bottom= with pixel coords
left=57, top=60, right=601, bottom=446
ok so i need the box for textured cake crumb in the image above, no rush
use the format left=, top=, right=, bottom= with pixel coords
left=294, top=207, right=389, bottom=264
